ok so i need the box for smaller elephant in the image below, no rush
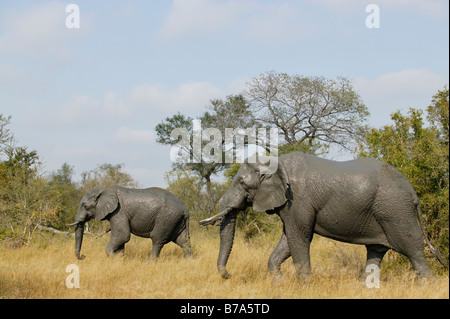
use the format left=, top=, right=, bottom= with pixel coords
left=67, top=186, right=192, bottom=260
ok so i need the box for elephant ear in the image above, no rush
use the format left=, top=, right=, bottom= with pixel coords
left=253, top=162, right=291, bottom=212
left=95, top=188, right=119, bottom=221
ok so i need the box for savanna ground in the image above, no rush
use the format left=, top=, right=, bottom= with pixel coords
left=0, top=223, right=448, bottom=299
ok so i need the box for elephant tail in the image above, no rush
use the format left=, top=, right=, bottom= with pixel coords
left=177, top=209, right=190, bottom=241
left=184, top=210, right=190, bottom=236
left=415, top=200, right=448, bottom=270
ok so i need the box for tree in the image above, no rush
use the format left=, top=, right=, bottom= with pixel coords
left=246, top=71, right=369, bottom=153
left=49, top=162, right=75, bottom=186
left=0, top=145, right=59, bottom=245
left=47, top=163, right=82, bottom=229
left=165, top=169, right=227, bottom=222
left=2, top=146, right=39, bottom=184
left=81, top=163, right=139, bottom=190
left=155, top=94, right=256, bottom=190
left=427, top=87, right=449, bottom=154
left=204, top=94, right=256, bottom=134
left=1, top=114, right=146, bottom=242
left=0, top=114, right=14, bottom=158
left=358, top=87, right=449, bottom=258
left=156, top=112, right=216, bottom=188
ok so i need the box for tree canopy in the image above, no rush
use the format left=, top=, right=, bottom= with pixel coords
left=0, top=116, right=139, bottom=244
left=155, top=94, right=257, bottom=187
left=246, top=72, right=369, bottom=152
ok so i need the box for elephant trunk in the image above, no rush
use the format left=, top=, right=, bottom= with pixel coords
left=74, top=222, right=86, bottom=260
left=72, top=208, right=89, bottom=260
left=199, top=180, right=248, bottom=278
left=217, top=209, right=237, bottom=279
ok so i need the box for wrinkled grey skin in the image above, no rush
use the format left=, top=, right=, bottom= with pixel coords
left=69, top=186, right=192, bottom=260
left=200, top=152, right=447, bottom=280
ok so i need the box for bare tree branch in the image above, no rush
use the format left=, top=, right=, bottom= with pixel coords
left=245, top=72, right=369, bottom=153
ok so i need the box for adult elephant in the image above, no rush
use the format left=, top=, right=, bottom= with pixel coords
left=68, top=186, right=192, bottom=260
left=200, top=152, right=447, bottom=280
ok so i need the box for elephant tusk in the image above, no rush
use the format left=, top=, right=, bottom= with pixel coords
left=199, top=210, right=229, bottom=226
left=66, top=222, right=79, bottom=227
left=198, top=216, right=219, bottom=226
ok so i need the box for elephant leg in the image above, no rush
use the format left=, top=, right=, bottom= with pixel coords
left=383, top=221, right=432, bottom=278
left=174, top=228, right=193, bottom=258
left=288, top=235, right=313, bottom=280
left=148, top=221, right=174, bottom=261
left=362, top=244, right=389, bottom=279
left=365, top=244, right=388, bottom=268
left=106, top=214, right=131, bottom=257
left=149, top=240, right=164, bottom=261
left=106, top=234, right=130, bottom=257
left=405, top=251, right=433, bottom=278
left=268, top=231, right=290, bottom=277
left=282, top=208, right=315, bottom=280
left=374, top=204, right=433, bottom=278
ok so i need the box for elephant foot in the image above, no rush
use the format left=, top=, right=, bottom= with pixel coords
left=106, top=252, right=125, bottom=259
left=147, top=254, right=160, bottom=263
left=183, top=251, right=194, bottom=259
left=268, top=266, right=283, bottom=279
left=106, top=247, right=125, bottom=258
left=270, top=272, right=286, bottom=287
left=294, top=264, right=311, bottom=283
left=298, top=273, right=312, bottom=285
left=414, top=275, right=434, bottom=287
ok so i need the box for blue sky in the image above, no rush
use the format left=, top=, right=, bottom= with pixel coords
left=0, top=0, right=448, bottom=187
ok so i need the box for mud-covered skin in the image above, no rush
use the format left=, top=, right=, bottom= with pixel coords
left=70, top=186, right=192, bottom=260
left=200, top=152, right=447, bottom=280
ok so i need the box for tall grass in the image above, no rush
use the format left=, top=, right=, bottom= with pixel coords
left=0, top=224, right=448, bottom=299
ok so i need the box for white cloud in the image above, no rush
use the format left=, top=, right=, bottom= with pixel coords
left=95, top=82, right=225, bottom=122
left=28, top=78, right=247, bottom=129
left=0, top=63, right=45, bottom=95
left=26, top=94, right=99, bottom=127
left=159, top=0, right=252, bottom=39
left=356, top=68, right=445, bottom=99
left=57, top=95, right=100, bottom=125
left=103, top=91, right=131, bottom=118
left=355, top=68, right=448, bottom=126
left=243, top=3, right=297, bottom=43
left=48, top=145, right=110, bottom=162
left=124, top=167, right=166, bottom=188
left=158, top=0, right=299, bottom=43
left=130, top=82, right=226, bottom=114
left=113, top=127, right=156, bottom=145
left=159, top=0, right=447, bottom=42
left=0, top=1, right=90, bottom=62
left=51, top=90, right=133, bottom=126
left=313, top=0, right=448, bottom=17
left=380, top=0, right=448, bottom=16
left=0, top=63, right=31, bottom=87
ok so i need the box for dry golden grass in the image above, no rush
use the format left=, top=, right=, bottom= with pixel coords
left=0, top=224, right=448, bottom=299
